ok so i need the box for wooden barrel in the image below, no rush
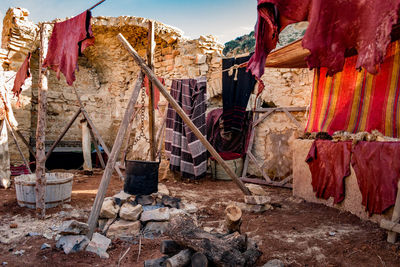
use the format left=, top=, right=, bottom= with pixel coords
left=14, top=173, right=73, bottom=209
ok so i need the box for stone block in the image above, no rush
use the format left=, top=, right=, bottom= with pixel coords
left=263, top=259, right=285, bottom=267
left=58, top=220, right=89, bottom=236
left=195, top=54, right=207, bottom=64
left=113, top=190, right=133, bottom=204
left=119, top=203, right=143, bottom=221
left=244, top=195, right=271, bottom=205
left=99, top=197, right=120, bottom=219
left=140, top=207, right=170, bottom=222
left=162, top=46, right=173, bottom=55
left=56, top=235, right=89, bottom=254
left=158, top=183, right=169, bottom=195
left=178, top=202, right=198, bottom=214
left=106, top=220, right=141, bottom=239
left=86, top=233, right=111, bottom=259
left=245, top=184, right=268, bottom=196
left=161, top=195, right=181, bottom=208
left=164, top=54, right=174, bottom=60
left=135, top=195, right=155, bottom=206
left=234, top=202, right=273, bottom=214
left=200, top=64, right=209, bottom=72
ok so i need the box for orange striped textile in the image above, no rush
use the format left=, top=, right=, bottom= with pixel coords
left=306, top=41, right=400, bottom=137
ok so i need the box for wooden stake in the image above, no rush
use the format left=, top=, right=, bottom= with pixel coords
left=147, top=20, right=156, bottom=161
left=81, top=119, right=93, bottom=172
left=5, top=119, right=31, bottom=174
left=72, top=86, right=124, bottom=179
left=87, top=73, right=144, bottom=238
left=45, top=109, right=81, bottom=160
left=35, top=24, right=48, bottom=218
left=117, top=33, right=251, bottom=196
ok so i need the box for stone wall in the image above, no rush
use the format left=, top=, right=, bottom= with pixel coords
left=0, top=7, right=313, bottom=179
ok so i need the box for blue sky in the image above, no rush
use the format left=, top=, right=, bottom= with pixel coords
left=1, top=0, right=257, bottom=44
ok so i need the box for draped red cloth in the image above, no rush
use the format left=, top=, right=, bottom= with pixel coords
left=352, top=142, right=400, bottom=215
left=43, top=10, right=95, bottom=86
left=248, top=0, right=400, bottom=78
left=306, top=140, right=352, bottom=204
left=306, top=41, right=400, bottom=138
left=12, top=52, right=31, bottom=98
left=143, top=76, right=164, bottom=110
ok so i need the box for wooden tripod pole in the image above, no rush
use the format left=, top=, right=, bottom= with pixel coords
left=87, top=73, right=144, bottom=238
left=35, top=24, right=49, bottom=218
left=147, top=20, right=156, bottom=161
left=117, top=33, right=251, bottom=196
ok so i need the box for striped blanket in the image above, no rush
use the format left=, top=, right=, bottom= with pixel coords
left=306, top=40, right=400, bottom=137
left=165, top=77, right=208, bottom=180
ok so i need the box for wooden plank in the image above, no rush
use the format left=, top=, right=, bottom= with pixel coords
left=45, top=109, right=81, bottom=160
left=35, top=24, right=48, bottom=219
left=240, top=177, right=293, bottom=189
left=147, top=20, right=156, bottom=161
left=241, top=99, right=261, bottom=179
left=117, top=33, right=251, bottom=196
left=81, top=120, right=93, bottom=172
left=87, top=73, right=144, bottom=238
left=248, top=152, right=272, bottom=182
left=254, top=106, right=307, bottom=113
left=5, top=119, right=31, bottom=174
left=283, top=108, right=302, bottom=128
left=73, top=87, right=124, bottom=180
left=253, top=110, right=274, bottom=127
left=387, top=180, right=400, bottom=243
left=265, top=39, right=309, bottom=68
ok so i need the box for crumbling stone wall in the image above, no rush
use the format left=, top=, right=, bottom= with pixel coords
left=1, top=7, right=313, bottom=179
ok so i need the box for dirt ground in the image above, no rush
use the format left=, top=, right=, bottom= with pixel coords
left=0, top=163, right=400, bottom=267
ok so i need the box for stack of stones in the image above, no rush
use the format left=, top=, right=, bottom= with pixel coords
left=98, top=183, right=198, bottom=239
left=233, top=184, right=274, bottom=213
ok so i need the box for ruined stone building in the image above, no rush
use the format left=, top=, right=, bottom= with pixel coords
left=0, top=7, right=313, bottom=180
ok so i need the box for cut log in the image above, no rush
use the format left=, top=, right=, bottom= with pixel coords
left=191, top=252, right=208, bottom=267
left=222, top=232, right=247, bottom=252
left=165, top=249, right=193, bottom=267
left=144, top=256, right=168, bottom=267
left=225, top=204, right=242, bottom=234
left=160, top=240, right=184, bottom=255
left=167, top=216, right=246, bottom=266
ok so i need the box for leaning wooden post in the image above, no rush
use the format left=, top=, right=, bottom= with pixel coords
left=35, top=24, right=49, bottom=218
left=147, top=20, right=156, bottom=161
left=387, top=180, right=400, bottom=243
left=117, top=33, right=251, bottom=195
left=87, top=73, right=144, bottom=238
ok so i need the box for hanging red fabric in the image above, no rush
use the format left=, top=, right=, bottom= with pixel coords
left=12, top=52, right=32, bottom=99
left=43, top=10, right=95, bottom=86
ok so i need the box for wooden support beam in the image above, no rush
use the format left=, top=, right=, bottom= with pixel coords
left=87, top=73, right=144, bottom=238
left=381, top=220, right=400, bottom=235
left=386, top=180, right=400, bottom=243
left=5, top=119, right=31, bottom=174
left=72, top=87, right=124, bottom=180
left=283, top=108, right=302, bottom=128
left=117, top=33, right=251, bottom=196
left=254, top=106, right=307, bottom=113
left=88, top=125, right=106, bottom=169
left=14, top=128, right=36, bottom=159
left=35, top=24, right=48, bottom=218
left=81, top=120, right=93, bottom=172
left=45, top=109, right=81, bottom=160
left=253, top=110, right=274, bottom=127
left=248, top=152, right=272, bottom=182
left=147, top=20, right=156, bottom=161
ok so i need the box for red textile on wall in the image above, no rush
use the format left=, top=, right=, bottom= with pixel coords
left=306, top=140, right=352, bottom=204
left=43, top=10, right=94, bottom=86
left=351, top=142, right=400, bottom=216
left=12, top=52, right=31, bottom=98
left=248, top=0, right=400, bottom=78
left=143, top=76, right=164, bottom=109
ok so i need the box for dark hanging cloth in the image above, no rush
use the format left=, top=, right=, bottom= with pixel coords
left=144, top=76, right=164, bottom=109
left=206, top=108, right=252, bottom=158
left=351, top=142, right=400, bottom=216
left=306, top=140, right=352, bottom=204
left=222, top=55, right=256, bottom=132
left=43, top=10, right=95, bottom=86
left=165, top=77, right=207, bottom=180
left=12, top=52, right=31, bottom=98
left=247, top=0, right=400, bottom=78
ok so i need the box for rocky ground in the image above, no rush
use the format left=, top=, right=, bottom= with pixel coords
left=0, top=163, right=400, bottom=266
